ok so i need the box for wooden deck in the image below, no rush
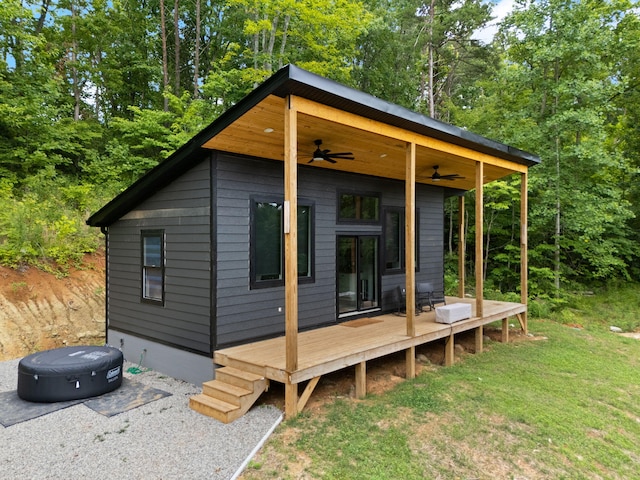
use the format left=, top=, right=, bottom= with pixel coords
left=214, top=297, right=526, bottom=416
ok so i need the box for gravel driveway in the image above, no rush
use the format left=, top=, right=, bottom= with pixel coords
left=0, top=357, right=283, bottom=480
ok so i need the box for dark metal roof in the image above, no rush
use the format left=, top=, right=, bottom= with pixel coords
left=87, top=64, right=540, bottom=227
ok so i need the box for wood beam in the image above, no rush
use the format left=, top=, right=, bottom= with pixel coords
left=406, top=346, right=416, bottom=379
left=458, top=195, right=465, bottom=299
left=292, top=96, right=529, bottom=172
left=405, top=142, right=416, bottom=337
left=284, top=96, right=298, bottom=374
left=298, top=376, right=321, bottom=412
left=445, top=333, right=455, bottom=366
left=520, top=172, right=529, bottom=334
left=355, top=362, right=366, bottom=398
left=475, top=162, right=484, bottom=318
left=475, top=325, right=483, bottom=354
left=285, top=382, right=297, bottom=418
left=502, top=318, right=510, bottom=343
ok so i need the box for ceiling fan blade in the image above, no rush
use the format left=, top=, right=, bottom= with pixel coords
left=325, top=157, right=337, bottom=164
left=440, top=174, right=465, bottom=180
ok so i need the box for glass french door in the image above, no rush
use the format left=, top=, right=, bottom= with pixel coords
left=337, top=235, right=379, bottom=315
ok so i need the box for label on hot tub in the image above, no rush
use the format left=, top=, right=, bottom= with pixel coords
left=81, top=351, right=110, bottom=361
left=106, top=366, right=121, bottom=382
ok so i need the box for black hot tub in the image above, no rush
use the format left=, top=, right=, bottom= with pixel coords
left=17, top=345, right=123, bottom=402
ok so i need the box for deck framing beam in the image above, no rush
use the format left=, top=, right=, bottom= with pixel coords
left=475, top=161, right=484, bottom=318
left=405, top=142, right=416, bottom=338
left=458, top=195, right=465, bottom=299
left=297, top=376, right=321, bottom=412
left=284, top=95, right=299, bottom=418
left=520, top=172, right=529, bottom=334
left=355, top=362, right=366, bottom=398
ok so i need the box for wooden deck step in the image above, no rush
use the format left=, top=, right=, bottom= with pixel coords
left=189, top=394, right=239, bottom=423
left=202, top=380, right=252, bottom=406
left=215, top=366, right=265, bottom=390
left=189, top=367, right=269, bottom=423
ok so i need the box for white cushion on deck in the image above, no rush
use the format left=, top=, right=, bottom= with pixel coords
left=435, top=303, right=472, bottom=324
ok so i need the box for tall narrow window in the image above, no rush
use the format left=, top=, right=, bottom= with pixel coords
left=383, top=207, right=419, bottom=274
left=141, top=230, right=164, bottom=304
left=251, top=198, right=314, bottom=289
left=384, top=209, right=402, bottom=271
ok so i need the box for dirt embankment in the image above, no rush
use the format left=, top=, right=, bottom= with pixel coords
left=0, top=255, right=106, bottom=362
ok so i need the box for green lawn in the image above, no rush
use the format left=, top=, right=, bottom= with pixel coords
left=243, top=292, right=640, bottom=479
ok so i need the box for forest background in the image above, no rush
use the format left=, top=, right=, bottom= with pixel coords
left=1, top=0, right=638, bottom=303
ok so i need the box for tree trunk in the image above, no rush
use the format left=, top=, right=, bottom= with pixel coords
left=193, top=0, right=200, bottom=98
left=174, top=0, right=180, bottom=94
left=71, top=1, right=80, bottom=121
left=159, top=0, right=169, bottom=111
left=278, top=15, right=290, bottom=69
left=428, top=0, right=436, bottom=119
left=35, top=0, right=52, bottom=35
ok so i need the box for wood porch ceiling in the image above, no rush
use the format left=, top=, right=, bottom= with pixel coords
left=202, top=94, right=525, bottom=191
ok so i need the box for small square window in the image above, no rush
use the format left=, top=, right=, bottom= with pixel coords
left=338, top=192, right=380, bottom=223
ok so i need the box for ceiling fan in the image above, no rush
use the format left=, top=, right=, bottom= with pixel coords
left=430, top=165, right=464, bottom=182
left=308, top=139, right=354, bottom=164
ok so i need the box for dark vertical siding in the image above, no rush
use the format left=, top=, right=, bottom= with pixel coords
left=215, top=154, right=445, bottom=347
left=107, top=158, right=212, bottom=354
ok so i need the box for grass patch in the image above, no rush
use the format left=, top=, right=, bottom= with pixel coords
left=244, top=296, right=640, bottom=479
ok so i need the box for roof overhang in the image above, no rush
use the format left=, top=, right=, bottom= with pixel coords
left=88, top=64, right=540, bottom=227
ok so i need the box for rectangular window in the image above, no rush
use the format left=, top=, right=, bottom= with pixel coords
left=383, top=207, right=419, bottom=274
left=251, top=198, right=314, bottom=289
left=141, top=230, right=164, bottom=304
left=384, top=209, right=402, bottom=271
left=338, top=192, right=380, bottom=223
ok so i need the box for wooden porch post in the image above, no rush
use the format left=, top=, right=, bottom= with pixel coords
left=405, top=142, right=416, bottom=379
left=284, top=96, right=299, bottom=418
left=458, top=195, right=465, bottom=299
left=520, top=172, right=529, bottom=334
left=475, top=162, right=483, bottom=318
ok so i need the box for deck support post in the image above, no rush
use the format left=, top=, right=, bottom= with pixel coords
left=406, top=346, right=416, bottom=379
left=502, top=318, right=509, bottom=343
left=475, top=161, right=484, bottom=318
left=285, top=382, right=298, bottom=418
left=445, top=332, right=455, bottom=366
left=283, top=96, right=299, bottom=419
left=355, top=362, right=366, bottom=398
left=475, top=325, right=483, bottom=354
left=405, top=142, right=416, bottom=337
left=458, top=195, right=465, bottom=299
left=520, top=172, right=529, bottom=335
left=284, top=96, right=298, bottom=376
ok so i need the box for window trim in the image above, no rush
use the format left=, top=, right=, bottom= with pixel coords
left=141, top=229, right=165, bottom=305
left=336, top=190, right=381, bottom=224
left=250, top=196, right=315, bottom=290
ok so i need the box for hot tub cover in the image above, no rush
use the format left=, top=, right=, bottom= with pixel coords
left=18, top=345, right=123, bottom=402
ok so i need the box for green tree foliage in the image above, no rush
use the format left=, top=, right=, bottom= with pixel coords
left=451, top=0, right=639, bottom=292
left=0, top=0, right=638, bottom=291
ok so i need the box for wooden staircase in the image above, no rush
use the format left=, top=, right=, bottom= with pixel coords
left=189, top=366, right=268, bottom=423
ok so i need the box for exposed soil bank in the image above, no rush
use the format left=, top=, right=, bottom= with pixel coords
left=0, top=255, right=105, bottom=361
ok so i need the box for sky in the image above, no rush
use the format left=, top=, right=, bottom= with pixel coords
left=472, top=0, right=516, bottom=44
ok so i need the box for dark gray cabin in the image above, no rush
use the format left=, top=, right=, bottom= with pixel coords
left=88, top=65, right=539, bottom=384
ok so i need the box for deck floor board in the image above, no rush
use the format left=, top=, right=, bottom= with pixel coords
left=215, top=297, right=525, bottom=384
